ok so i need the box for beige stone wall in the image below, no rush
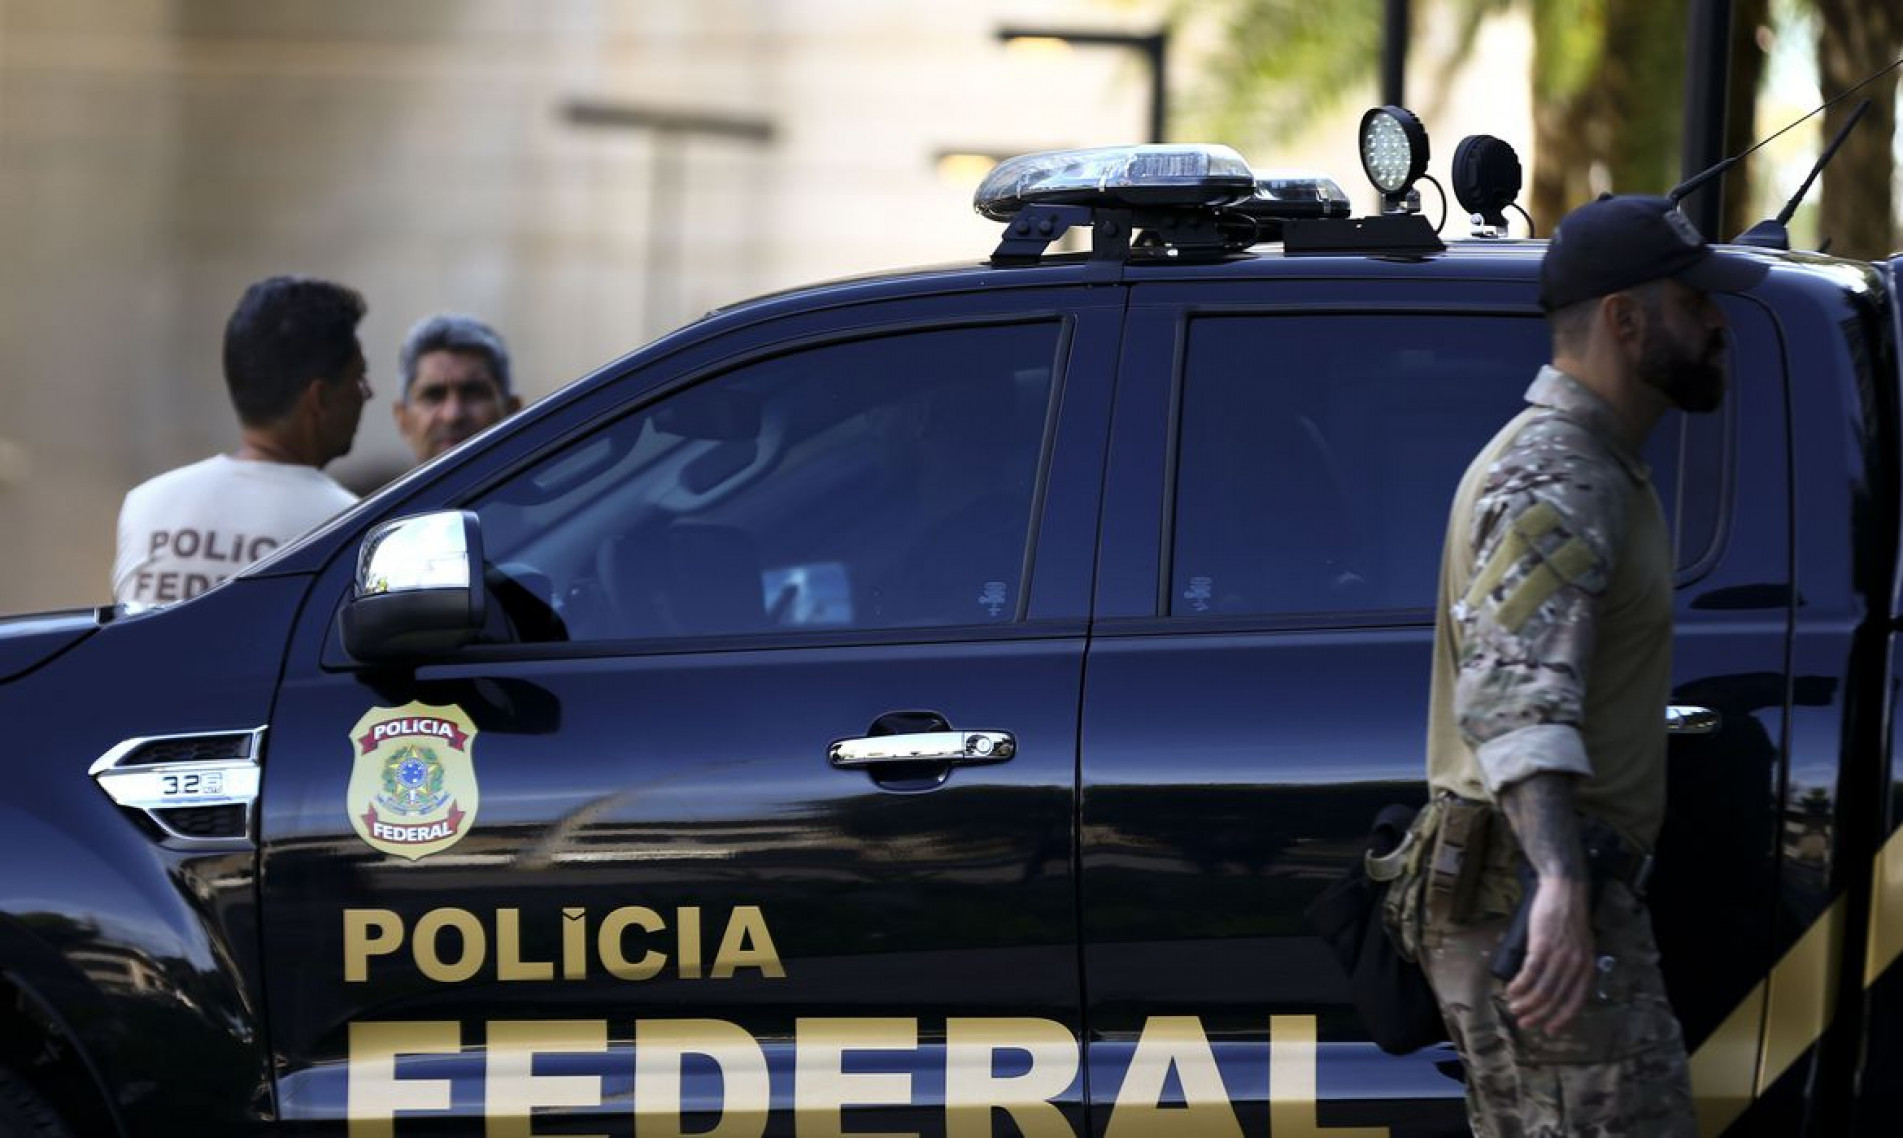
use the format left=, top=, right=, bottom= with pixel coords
left=1, top=0, right=184, bottom=613
left=0, top=0, right=1173, bottom=614
left=0, top=0, right=1529, bottom=615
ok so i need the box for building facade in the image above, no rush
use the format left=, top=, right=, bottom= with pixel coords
left=0, top=0, right=1528, bottom=614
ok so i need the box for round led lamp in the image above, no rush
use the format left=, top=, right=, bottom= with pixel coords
left=1451, top=134, right=1524, bottom=229
left=1359, top=106, right=1429, bottom=203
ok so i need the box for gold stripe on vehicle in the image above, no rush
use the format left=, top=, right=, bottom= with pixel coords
left=1690, top=896, right=1845, bottom=1135
left=1864, top=824, right=1903, bottom=984
left=1689, top=983, right=1762, bottom=1138
left=1756, top=897, right=1844, bottom=1094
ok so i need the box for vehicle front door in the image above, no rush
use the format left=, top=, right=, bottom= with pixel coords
left=258, top=294, right=1119, bottom=1134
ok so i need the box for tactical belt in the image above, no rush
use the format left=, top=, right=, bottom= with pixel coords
left=1435, top=793, right=1656, bottom=898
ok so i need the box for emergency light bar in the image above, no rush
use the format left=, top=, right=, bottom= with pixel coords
left=975, top=144, right=1256, bottom=220
left=1243, top=170, right=1353, bottom=220
left=978, top=144, right=1374, bottom=263
left=975, top=144, right=1350, bottom=226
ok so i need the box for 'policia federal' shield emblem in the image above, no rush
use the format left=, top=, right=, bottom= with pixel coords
left=347, top=702, right=480, bottom=860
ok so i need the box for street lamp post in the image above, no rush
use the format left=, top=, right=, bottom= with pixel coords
left=995, top=26, right=1171, bottom=144
left=1678, top=0, right=1732, bottom=239
left=1382, top=0, right=1409, bottom=107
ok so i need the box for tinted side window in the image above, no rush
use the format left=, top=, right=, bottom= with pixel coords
left=1647, top=293, right=1758, bottom=579
left=472, top=322, right=1061, bottom=641
left=1170, top=315, right=1571, bottom=616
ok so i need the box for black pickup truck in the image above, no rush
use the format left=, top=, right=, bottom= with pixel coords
left=0, top=137, right=1897, bottom=1137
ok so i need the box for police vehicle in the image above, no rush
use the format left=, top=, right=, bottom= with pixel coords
left=0, top=108, right=1900, bottom=1136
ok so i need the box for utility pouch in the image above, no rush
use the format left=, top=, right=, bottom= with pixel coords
left=1381, top=800, right=1441, bottom=963
left=1427, top=795, right=1495, bottom=924
left=1307, top=804, right=1449, bottom=1055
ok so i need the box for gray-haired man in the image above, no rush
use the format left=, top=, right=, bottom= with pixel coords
left=393, top=313, right=521, bottom=463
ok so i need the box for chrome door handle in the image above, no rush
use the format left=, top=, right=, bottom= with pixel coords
left=1666, top=706, right=1721, bottom=735
left=829, top=731, right=1017, bottom=768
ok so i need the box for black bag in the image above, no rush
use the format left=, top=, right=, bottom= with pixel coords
left=1303, top=804, right=1449, bottom=1055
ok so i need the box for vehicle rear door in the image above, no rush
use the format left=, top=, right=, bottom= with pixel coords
left=257, top=288, right=1120, bottom=1134
left=1835, top=256, right=1903, bottom=1137
left=1078, top=275, right=1790, bottom=1136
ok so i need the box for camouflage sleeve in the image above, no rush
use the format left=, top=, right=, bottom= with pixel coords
left=1452, top=417, right=1628, bottom=794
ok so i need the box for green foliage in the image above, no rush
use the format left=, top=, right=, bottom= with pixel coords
left=1169, top=0, right=1623, bottom=150
left=1169, top=0, right=1386, bottom=143
left=1529, top=0, right=1605, bottom=103
left=1168, top=0, right=1694, bottom=221
left=1160, top=0, right=1893, bottom=246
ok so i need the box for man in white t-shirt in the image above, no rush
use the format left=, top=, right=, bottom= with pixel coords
left=112, top=276, right=371, bottom=607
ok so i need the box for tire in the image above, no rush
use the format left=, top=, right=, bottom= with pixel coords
left=0, top=1068, right=69, bottom=1138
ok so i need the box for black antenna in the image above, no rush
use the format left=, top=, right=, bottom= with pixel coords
left=1735, top=99, right=1872, bottom=250
left=1776, top=99, right=1869, bottom=226
left=1669, top=54, right=1902, bottom=204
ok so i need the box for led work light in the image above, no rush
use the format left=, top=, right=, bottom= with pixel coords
left=1359, top=106, right=1429, bottom=211
left=1452, top=134, right=1525, bottom=235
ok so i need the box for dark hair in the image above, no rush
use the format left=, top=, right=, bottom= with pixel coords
left=222, top=276, right=368, bottom=426
left=1549, top=280, right=1668, bottom=355
left=1547, top=297, right=1598, bottom=354
left=398, top=313, right=512, bottom=398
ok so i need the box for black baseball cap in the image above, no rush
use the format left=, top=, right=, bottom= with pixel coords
left=1539, top=194, right=1767, bottom=312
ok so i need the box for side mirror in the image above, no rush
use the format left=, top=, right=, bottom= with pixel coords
left=340, top=511, right=486, bottom=663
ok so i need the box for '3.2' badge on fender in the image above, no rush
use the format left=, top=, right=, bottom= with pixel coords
left=347, top=702, right=481, bottom=860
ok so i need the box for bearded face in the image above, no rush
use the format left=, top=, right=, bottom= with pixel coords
left=1633, top=286, right=1728, bottom=413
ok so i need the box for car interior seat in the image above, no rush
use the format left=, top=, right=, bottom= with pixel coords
left=596, top=521, right=768, bottom=639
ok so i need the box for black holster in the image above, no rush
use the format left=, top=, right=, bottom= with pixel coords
left=1489, top=816, right=1652, bottom=982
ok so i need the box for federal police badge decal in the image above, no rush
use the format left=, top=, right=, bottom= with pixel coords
left=347, top=702, right=480, bottom=860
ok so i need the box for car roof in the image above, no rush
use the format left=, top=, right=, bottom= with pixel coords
left=701, top=236, right=1845, bottom=326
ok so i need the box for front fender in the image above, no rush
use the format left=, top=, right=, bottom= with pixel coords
left=0, top=575, right=310, bottom=1134
left=0, top=801, right=269, bottom=1133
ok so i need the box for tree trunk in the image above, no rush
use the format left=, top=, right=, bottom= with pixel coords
left=1814, top=0, right=1902, bottom=260
left=1601, top=0, right=1690, bottom=195
left=1529, top=0, right=1691, bottom=231
left=1528, top=0, right=1607, bottom=228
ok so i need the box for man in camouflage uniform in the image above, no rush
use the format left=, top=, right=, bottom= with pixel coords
left=1416, top=195, right=1765, bottom=1135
